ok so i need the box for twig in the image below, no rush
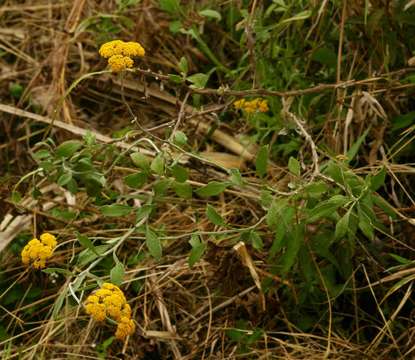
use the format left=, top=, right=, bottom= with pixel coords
left=169, top=91, right=190, bottom=142
left=281, top=98, right=320, bottom=177
left=130, top=67, right=415, bottom=99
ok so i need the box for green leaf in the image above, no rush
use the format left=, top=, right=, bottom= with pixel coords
left=307, top=195, right=349, bottom=223
left=171, top=164, right=188, bottom=182
left=311, top=47, right=337, bottom=68
left=358, top=207, right=374, bottom=240
left=57, top=172, right=72, bottom=186
left=32, top=149, right=51, bottom=161
left=372, top=194, right=397, bottom=219
left=229, top=168, right=243, bottom=186
left=391, top=111, right=415, bottom=131
left=173, top=131, right=188, bottom=146
left=370, top=167, right=386, bottom=191
left=346, top=127, right=370, bottom=163
left=9, top=82, right=23, bottom=98
left=249, top=230, right=263, bottom=250
left=173, top=182, right=192, bottom=199
left=100, top=204, right=132, bottom=217
left=187, top=73, right=209, bottom=89
left=195, top=181, right=228, bottom=197
left=280, top=223, right=304, bottom=274
left=66, top=178, right=78, bottom=194
left=188, top=234, right=206, bottom=267
left=303, top=181, right=328, bottom=198
left=11, top=191, right=21, bottom=203
left=136, top=204, right=153, bottom=222
left=255, top=145, right=268, bottom=178
left=281, top=10, right=311, bottom=23
left=169, top=20, right=182, bottom=33
left=77, top=245, right=110, bottom=267
left=389, top=253, right=412, bottom=265
left=52, top=288, right=67, bottom=319
left=178, top=56, right=188, bottom=74
left=55, top=140, right=83, bottom=158
left=169, top=74, right=184, bottom=83
left=51, top=208, right=77, bottom=221
left=335, top=209, right=350, bottom=239
left=83, top=131, right=96, bottom=146
left=206, top=204, right=225, bottom=226
left=110, top=261, right=125, bottom=286
left=151, top=153, right=165, bottom=176
left=76, top=232, right=98, bottom=255
left=130, top=152, right=150, bottom=171
left=198, top=9, right=222, bottom=21
left=153, top=179, right=172, bottom=197
left=124, top=172, right=148, bottom=188
left=288, top=157, right=301, bottom=176
left=266, top=198, right=288, bottom=230
left=146, top=226, right=162, bottom=260
left=159, top=0, right=180, bottom=14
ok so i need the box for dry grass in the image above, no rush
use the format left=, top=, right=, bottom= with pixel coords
left=1, top=1, right=415, bottom=359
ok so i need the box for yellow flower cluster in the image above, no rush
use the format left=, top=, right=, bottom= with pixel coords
left=99, top=40, right=145, bottom=72
left=234, top=98, right=269, bottom=113
left=21, top=233, right=57, bottom=269
left=85, top=283, right=135, bottom=340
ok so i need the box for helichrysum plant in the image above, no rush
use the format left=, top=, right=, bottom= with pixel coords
left=234, top=98, right=269, bottom=113
left=84, top=282, right=135, bottom=340
left=21, top=232, right=57, bottom=269
left=99, top=40, right=145, bottom=72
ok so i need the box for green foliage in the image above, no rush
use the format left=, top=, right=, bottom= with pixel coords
left=255, top=145, right=268, bottom=178
left=5, top=0, right=415, bottom=356
left=206, top=204, right=225, bottom=226
left=146, top=226, right=162, bottom=260
left=188, top=234, right=206, bottom=267
left=195, top=181, right=228, bottom=198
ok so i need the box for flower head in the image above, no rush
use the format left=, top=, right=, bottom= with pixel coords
left=84, top=282, right=135, bottom=340
left=40, top=233, right=57, bottom=248
left=107, top=55, right=134, bottom=72
left=234, top=98, right=269, bottom=113
left=99, top=40, right=145, bottom=72
left=21, top=233, right=57, bottom=269
left=122, top=42, right=145, bottom=57
left=115, top=316, right=136, bottom=340
left=99, top=40, right=126, bottom=58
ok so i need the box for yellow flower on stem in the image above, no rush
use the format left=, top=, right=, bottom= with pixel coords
left=107, top=55, right=134, bottom=72
left=40, top=233, right=57, bottom=248
left=99, top=40, right=126, bottom=58
left=233, top=98, right=269, bottom=113
left=21, top=233, right=57, bottom=269
left=99, top=40, right=145, bottom=72
left=84, top=282, right=135, bottom=340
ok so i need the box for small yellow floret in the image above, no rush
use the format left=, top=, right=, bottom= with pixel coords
left=115, top=316, right=135, bottom=340
left=99, top=40, right=125, bottom=58
left=21, top=235, right=56, bottom=269
left=108, top=55, right=134, bottom=72
left=122, top=42, right=145, bottom=57
left=234, top=98, right=269, bottom=113
left=233, top=99, right=246, bottom=110
left=40, top=233, right=57, bottom=248
left=85, top=302, right=107, bottom=322
left=95, top=288, right=112, bottom=299
left=121, top=303, right=132, bottom=318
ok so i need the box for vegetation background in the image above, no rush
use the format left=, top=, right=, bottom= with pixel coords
left=1, top=0, right=415, bottom=359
